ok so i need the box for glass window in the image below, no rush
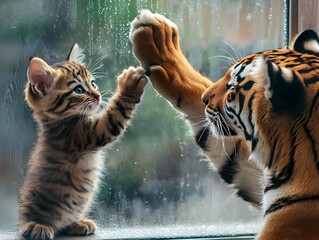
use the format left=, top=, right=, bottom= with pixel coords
left=0, top=0, right=287, bottom=239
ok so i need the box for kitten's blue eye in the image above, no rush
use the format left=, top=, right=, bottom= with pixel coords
left=74, top=85, right=85, bottom=94
left=91, top=81, right=98, bottom=89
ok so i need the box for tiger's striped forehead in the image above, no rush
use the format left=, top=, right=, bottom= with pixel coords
left=229, top=61, right=254, bottom=87
left=230, top=48, right=319, bottom=86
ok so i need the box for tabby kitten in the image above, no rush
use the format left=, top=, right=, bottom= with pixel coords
left=19, top=44, right=147, bottom=240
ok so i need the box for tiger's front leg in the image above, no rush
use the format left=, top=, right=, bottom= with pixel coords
left=130, top=10, right=213, bottom=122
left=130, top=10, right=263, bottom=208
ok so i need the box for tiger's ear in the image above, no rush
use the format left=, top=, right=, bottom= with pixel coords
left=66, top=43, right=85, bottom=64
left=253, top=56, right=305, bottom=114
left=291, top=29, right=319, bottom=55
left=27, top=57, right=55, bottom=97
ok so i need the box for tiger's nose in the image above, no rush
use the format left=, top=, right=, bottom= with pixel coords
left=202, top=97, right=209, bottom=106
left=201, top=88, right=214, bottom=106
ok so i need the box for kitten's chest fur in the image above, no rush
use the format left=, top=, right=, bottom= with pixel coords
left=28, top=119, right=105, bottom=212
left=34, top=118, right=105, bottom=187
left=28, top=135, right=104, bottom=227
left=72, top=151, right=105, bottom=192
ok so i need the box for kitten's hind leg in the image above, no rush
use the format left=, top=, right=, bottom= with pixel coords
left=20, top=221, right=54, bottom=240
left=62, top=219, right=96, bottom=236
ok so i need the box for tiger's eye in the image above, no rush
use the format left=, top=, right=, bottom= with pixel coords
left=227, top=91, right=236, bottom=102
left=226, top=83, right=235, bottom=90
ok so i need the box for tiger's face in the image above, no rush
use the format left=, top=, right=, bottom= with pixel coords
left=203, top=52, right=306, bottom=138
left=25, top=44, right=101, bottom=121
left=202, top=30, right=319, bottom=168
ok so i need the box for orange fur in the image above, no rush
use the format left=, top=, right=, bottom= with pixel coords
left=130, top=10, right=213, bottom=122
left=131, top=10, right=319, bottom=238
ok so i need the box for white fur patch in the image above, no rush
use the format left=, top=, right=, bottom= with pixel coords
left=239, top=63, right=254, bottom=78
left=251, top=56, right=269, bottom=82
left=130, top=9, right=178, bottom=42
left=304, top=40, right=319, bottom=53
left=262, top=169, right=288, bottom=213
left=251, top=56, right=273, bottom=99
left=229, top=63, right=253, bottom=87
left=251, top=56, right=294, bottom=100
left=139, top=9, right=177, bottom=28
left=281, top=67, right=293, bottom=83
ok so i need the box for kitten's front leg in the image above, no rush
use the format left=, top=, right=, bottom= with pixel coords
left=89, top=67, right=147, bottom=148
left=116, top=66, right=147, bottom=104
left=20, top=221, right=54, bottom=240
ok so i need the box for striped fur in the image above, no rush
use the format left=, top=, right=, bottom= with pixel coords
left=20, top=44, right=147, bottom=240
left=130, top=10, right=262, bottom=207
left=202, top=30, right=319, bottom=239
left=131, top=10, right=319, bottom=239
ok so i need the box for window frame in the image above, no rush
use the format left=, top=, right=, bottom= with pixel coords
left=289, top=0, right=319, bottom=39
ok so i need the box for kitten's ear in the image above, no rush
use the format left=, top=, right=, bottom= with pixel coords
left=27, top=57, right=55, bottom=97
left=66, top=43, right=85, bottom=64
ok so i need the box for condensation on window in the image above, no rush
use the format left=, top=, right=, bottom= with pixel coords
left=0, top=0, right=286, bottom=238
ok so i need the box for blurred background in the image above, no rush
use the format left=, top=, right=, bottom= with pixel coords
left=0, top=0, right=287, bottom=238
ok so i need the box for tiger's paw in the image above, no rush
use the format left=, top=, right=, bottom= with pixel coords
left=130, top=10, right=212, bottom=115
left=62, top=219, right=96, bottom=236
left=130, top=9, right=181, bottom=69
left=20, top=222, right=54, bottom=240
left=117, top=66, right=147, bottom=102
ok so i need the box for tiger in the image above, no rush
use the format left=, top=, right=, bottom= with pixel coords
left=130, top=10, right=319, bottom=239
left=20, top=43, right=147, bottom=240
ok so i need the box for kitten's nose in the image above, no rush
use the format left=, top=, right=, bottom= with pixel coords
left=90, top=92, right=100, bottom=101
left=94, top=93, right=100, bottom=101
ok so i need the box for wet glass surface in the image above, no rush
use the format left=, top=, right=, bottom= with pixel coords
left=0, top=0, right=286, bottom=238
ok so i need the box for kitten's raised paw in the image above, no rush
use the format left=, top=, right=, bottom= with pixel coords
left=62, top=219, right=96, bottom=236
left=20, top=222, right=54, bottom=240
left=117, top=67, right=147, bottom=100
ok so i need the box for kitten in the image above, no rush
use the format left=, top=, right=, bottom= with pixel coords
left=19, top=44, right=147, bottom=240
